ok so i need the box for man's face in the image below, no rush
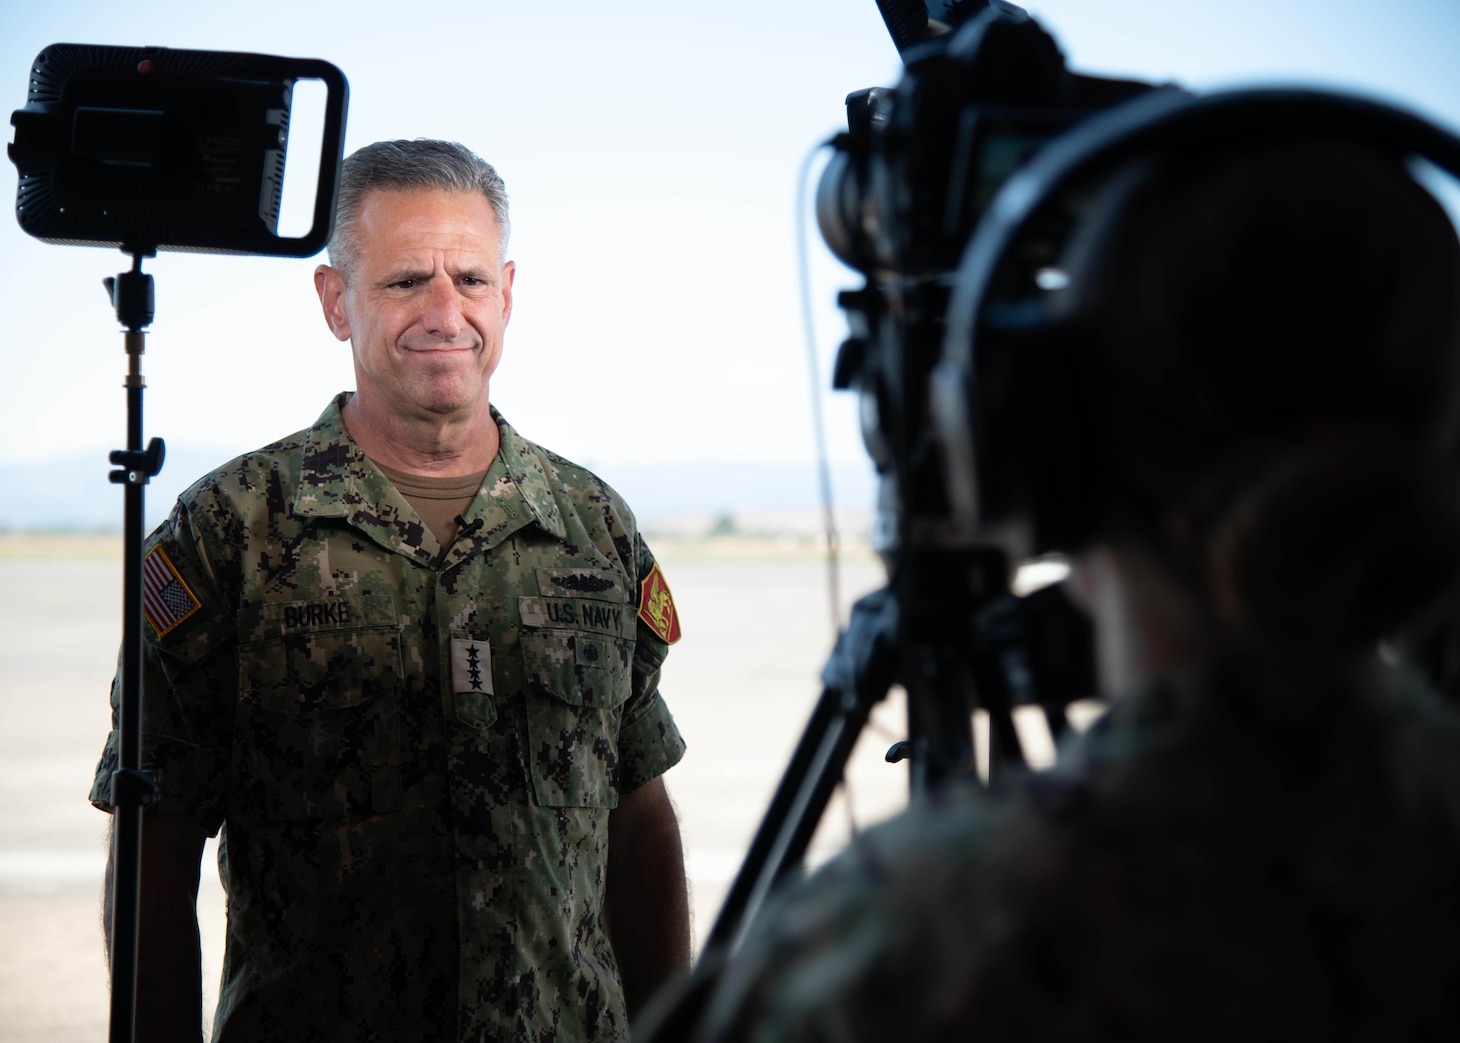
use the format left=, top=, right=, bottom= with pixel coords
left=315, top=187, right=514, bottom=425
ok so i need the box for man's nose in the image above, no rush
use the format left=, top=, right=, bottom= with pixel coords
left=422, top=278, right=466, bottom=339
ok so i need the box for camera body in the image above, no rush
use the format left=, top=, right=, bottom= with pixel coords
left=817, top=8, right=1155, bottom=560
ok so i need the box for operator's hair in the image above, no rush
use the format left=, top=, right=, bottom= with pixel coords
left=326, top=139, right=511, bottom=282
left=1062, top=138, right=1460, bottom=654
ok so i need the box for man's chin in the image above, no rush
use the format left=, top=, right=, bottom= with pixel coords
left=412, top=384, right=490, bottom=419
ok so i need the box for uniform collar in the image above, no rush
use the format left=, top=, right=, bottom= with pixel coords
left=294, top=393, right=567, bottom=566
left=481, top=405, right=568, bottom=542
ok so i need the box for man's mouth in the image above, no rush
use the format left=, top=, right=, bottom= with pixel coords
left=401, top=342, right=478, bottom=355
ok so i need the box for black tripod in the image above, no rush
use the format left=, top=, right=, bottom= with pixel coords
left=103, top=248, right=167, bottom=1043
left=638, top=540, right=1092, bottom=1039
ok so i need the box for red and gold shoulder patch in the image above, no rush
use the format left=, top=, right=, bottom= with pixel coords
left=141, top=545, right=202, bottom=639
left=637, top=563, right=682, bottom=645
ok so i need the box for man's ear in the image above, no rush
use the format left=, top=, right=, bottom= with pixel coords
left=500, top=259, right=516, bottom=328
left=314, top=265, right=352, bottom=342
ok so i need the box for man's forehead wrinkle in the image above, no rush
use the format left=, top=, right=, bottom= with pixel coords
left=354, top=196, right=503, bottom=271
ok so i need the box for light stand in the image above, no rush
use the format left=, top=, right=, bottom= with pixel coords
left=103, top=249, right=165, bottom=1043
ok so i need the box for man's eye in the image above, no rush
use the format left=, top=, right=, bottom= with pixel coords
left=390, top=279, right=416, bottom=289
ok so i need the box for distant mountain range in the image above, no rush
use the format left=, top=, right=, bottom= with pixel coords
left=0, top=449, right=878, bottom=536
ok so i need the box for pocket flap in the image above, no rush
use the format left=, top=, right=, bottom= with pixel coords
left=521, top=628, right=631, bottom=708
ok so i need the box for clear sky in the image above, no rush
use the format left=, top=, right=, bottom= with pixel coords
left=3, top=0, right=1458, bottom=480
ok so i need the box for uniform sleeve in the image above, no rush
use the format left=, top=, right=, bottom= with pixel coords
left=88, top=502, right=237, bottom=837
left=616, top=532, right=686, bottom=794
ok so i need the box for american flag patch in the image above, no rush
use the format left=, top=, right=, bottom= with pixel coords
left=142, top=545, right=202, bottom=639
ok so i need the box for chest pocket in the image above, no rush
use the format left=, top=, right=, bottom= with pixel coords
left=237, top=596, right=403, bottom=820
left=520, top=568, right=636, bottom=808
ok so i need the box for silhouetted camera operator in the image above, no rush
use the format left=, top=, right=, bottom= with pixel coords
left=694, top=134, right=1460, bottom=1041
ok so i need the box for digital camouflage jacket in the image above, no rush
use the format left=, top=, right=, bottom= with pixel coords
left=91, top=395, right=686, bottom=1042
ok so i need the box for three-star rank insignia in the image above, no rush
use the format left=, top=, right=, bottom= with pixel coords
left=141, top=545, right=202, bottom=639
left=638, top=562, right=682, bottom=645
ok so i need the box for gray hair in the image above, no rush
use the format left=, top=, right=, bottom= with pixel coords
left=327, top=139, right=511, bottom=281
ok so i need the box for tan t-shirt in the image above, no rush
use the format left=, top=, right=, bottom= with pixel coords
left=375, top=461, right=489, bottom=550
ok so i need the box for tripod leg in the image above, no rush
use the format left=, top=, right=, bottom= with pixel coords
left=703, top=588, right=899, bottom=955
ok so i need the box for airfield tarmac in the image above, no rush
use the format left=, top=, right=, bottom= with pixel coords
left=0, top=535, right=1071, bottom=1040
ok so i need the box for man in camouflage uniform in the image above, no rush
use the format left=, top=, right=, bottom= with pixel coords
left=90, top=139, right=690, bottom=1042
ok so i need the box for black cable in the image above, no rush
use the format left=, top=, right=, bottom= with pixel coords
left=796, top=141, right=844, bottom=637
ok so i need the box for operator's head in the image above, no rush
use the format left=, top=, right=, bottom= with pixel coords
left=1062, top=138, right=1460, bottom=651
left=327, top=139, right=512, bottom=284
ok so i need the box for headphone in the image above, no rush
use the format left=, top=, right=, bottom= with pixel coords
left=930, top=86, right=1460, bottom=559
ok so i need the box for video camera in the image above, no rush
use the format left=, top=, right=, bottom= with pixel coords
left=818, top=2, right=1156, bottom=560
left=667, top=2, right=1142, bottom=1003
left=825, top=2, right=1460, bottom=566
